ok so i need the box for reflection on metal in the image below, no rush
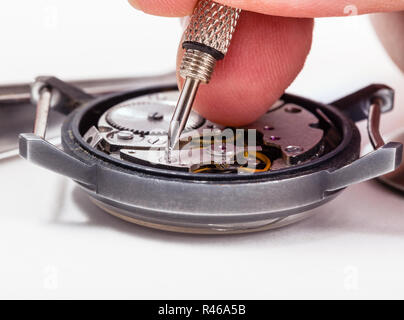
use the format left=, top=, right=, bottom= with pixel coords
left=378, top=129, right=404, bottom=193
left=368, top=99, right=385, bottom=149
left=33, top=88, right=52, bottom=138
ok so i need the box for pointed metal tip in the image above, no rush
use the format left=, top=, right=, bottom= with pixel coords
left=166, top=77, right=201, bottom=158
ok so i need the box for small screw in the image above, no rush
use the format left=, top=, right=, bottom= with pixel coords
left=148, top=137, right=159, bottom=145
left=285, top=145, right=303, bottom=153
left=117, top=131, right=134, bottom=140
left=264, top=125, right=274, bottom=131
left=269, top=136, right=280, bottom=141
left=148, top=137, right=166, bottom=145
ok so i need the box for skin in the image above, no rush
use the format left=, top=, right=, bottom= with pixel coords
left=129, top=0, right=404, bottom=126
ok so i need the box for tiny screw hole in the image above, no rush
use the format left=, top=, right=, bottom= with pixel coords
left=285, top=107, right=302, bottom=114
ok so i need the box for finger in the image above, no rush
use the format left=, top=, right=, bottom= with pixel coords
left=128, top=0, right=196, bottom=17
left=177, top=12, right=314, bottom=126
left=214, top=0, right=404, bottom=17
left=129, top=0, right=404, bottom=18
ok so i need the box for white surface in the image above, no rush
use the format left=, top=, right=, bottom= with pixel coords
left=0, top=0, right=181, bottom=83
left=1, top=1, right=404, bottom=299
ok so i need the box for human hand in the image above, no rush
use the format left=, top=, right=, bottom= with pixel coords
left=129, top=0, right=404, bottom=126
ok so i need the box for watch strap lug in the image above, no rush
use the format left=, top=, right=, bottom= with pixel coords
left=19, top=133, right=96, bottom=189
left=31, top=76, right=94, bottom=115
left=326, top=142, right=403, bottom=192
left=331, top=84, right=394, bottom=122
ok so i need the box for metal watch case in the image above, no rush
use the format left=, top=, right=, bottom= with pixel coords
left=19, top=75, right=403, bottom=234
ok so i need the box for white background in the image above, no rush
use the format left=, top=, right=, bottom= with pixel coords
left=0, top=0, right=403, bottom=299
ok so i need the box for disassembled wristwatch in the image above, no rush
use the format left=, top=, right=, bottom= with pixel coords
left=6, top=0, right=404, bottom=234
left=17, top=74, right=403, bottom=233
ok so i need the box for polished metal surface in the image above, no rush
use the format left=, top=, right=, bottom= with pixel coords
left=378, top=129, right=404, bottom=192
left=83, top=126, right=104, bottom=149
left=168, top=78, right=201, bottom=151
left=33, top=88, right=52, bottom=138
left=103, top=90, right=204, bottom=136
left=91, top=196, right=328, bottom=234
left=368, top=100, right=386, bottom=149
left=19, top=131, right=402, bottom=233
left=0, top=102, right=64, bottom=160
left=247, top=103, right=325, bottom=166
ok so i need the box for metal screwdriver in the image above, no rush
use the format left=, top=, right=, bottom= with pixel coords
left=167, top=0, right=241, bottom=154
